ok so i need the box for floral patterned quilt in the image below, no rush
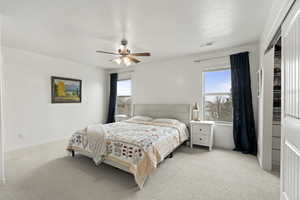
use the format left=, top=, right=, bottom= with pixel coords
left=66, top=121, right=188, bottom=188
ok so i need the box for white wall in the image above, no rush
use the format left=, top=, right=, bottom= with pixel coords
left=2, top=47, right=107, bottom=152
left=0, top=15, right=5, bottom=183
left=128, top=43, right=260, bottom=150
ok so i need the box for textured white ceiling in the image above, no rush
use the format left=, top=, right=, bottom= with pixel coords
left=0, top=0, right=275, bottom=68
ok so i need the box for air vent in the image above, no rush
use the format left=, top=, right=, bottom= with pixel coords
left=200, top=41, right=214, bottom=47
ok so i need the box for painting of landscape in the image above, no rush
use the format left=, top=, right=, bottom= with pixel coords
left=51, top=76, right=82, bottom=103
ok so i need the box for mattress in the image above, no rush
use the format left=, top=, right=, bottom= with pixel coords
left=66, top=120, right=188, bottom=188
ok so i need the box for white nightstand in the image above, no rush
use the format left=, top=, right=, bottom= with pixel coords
left=190, top=121, right=215, bottom=151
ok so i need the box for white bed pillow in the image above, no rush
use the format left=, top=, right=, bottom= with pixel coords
left=127, top=116, right=153, bottom=122
left=152, top=118, right=181, bottom=125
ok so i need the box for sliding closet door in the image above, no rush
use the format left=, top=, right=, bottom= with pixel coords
left=281, top=1, right=300, bottom=199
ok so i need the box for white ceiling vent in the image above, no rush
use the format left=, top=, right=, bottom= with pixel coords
left=200, top=41, right=214, bottom=47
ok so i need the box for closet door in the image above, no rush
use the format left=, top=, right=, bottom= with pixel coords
left=281, top=1, right=300, bottom=199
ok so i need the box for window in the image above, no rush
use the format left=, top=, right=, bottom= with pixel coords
left=203, top=68, right=232, bottom=123
left=116, top=79, right=132, bottom=117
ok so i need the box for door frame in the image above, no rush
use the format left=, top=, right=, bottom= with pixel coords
left=258, top=48, right=274, bottom=171
left=259, top=0, right=296, bottom=172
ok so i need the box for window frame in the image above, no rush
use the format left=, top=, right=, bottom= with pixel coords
left=116, top=78, right=132, bottom=119
left=202, top=66, right=233, bottom=125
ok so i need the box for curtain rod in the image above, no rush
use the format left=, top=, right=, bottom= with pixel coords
left=193, top=51, right=250, bottom=63
left=109, top=69, right=134, bottom=74
left=193, top=55, right=227, bottom=63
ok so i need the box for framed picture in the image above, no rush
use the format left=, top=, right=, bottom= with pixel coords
left=51, top=76, right=82, bottom=103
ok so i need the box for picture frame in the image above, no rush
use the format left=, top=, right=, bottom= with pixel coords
left=51, top=76, right=82, bottom=103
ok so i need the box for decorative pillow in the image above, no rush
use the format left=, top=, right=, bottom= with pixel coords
left=152, top=118, right=181, bottom=125
left=127, top=116, right=153, bottom=122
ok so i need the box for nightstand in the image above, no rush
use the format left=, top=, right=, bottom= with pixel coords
left=115, top=115, right=130, bottom=122
left=190, top=121, right=215, bottom=151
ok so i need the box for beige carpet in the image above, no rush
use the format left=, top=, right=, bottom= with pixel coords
left=0, top=140, right=279, bottom=200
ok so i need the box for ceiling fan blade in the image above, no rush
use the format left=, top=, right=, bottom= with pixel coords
left=96, top=50, right=119, bottom=55
left=130, top=52, right=151, bottom=56
left=128, top=56, right=141, bottom=63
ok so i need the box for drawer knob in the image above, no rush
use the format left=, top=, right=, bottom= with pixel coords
left=199, top=128, right=202, bottom=131
left=199, top=138, right=202, bottom=141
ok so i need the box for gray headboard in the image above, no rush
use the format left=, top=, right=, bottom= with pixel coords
left=132, top=104, right=191, bottom=126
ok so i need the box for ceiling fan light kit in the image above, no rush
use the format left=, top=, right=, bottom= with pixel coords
left=113, top=57, right=122, bottom=65
left=96, top=39, right=151, bottom=67
left=123, top=57, right=132, bottom=66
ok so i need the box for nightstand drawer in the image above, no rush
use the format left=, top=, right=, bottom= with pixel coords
left=192, top=134, right=209, bottom=145
left=191, top=125, right=210, bottom=135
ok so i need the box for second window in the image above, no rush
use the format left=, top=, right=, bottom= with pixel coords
left=203, top=68, right=232, bottom=123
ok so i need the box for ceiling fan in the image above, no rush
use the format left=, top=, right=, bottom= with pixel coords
left=96, top=39, right=151, bottom=66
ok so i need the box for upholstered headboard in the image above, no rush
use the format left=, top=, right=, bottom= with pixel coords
left=132, top=104, right=191, bottom=126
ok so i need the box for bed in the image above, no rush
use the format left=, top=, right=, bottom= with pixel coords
left=66, top=104, right=191, bottom=189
